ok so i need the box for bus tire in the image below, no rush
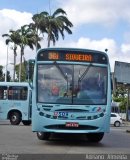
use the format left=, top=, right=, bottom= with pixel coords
left=22, top=120, right=31, bottom=126
left=9, top=111, right=21, bottom=125
left=86, top=133, right=104, bottom=142
left=37, top=132, right=50, bottom=140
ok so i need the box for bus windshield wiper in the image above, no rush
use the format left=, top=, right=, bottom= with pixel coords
left=53, top=61, right=68, bottom=81
left=78, top=63, right=93, bottom=82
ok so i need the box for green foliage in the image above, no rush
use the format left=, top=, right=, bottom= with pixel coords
left=113, top=87, right=125, bottom=101
left=15, top=63, right=27, bottom=82
left=27, top=59, right=35, bottom=81
left=32, top=8, right=73, bottom=47
left=0, top=65, right=4, bottom=81
left=7, top=71, right=11, bottom=82
left=119, top=99, right=127, bottom=111
left=0, top=65, right=11, bottom=82
left=112, top=85, right=128, bottom=112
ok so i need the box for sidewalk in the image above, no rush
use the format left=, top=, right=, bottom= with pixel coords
left=122, top=120, right=130, bottom=126
left=123, top=121, right=130, bottom=133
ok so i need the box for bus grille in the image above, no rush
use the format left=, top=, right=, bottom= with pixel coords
left=39, top=112, right=104, bottom=120
left=45, top=125, right=99, bottom=130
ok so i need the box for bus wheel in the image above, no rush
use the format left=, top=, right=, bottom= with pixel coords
left=22, top=120, right=31, bottom=126
left=86, top=133, right=104, bottom=142
left=9, top=112, right=21, bottom=125
left=37, top=132, right=50, bottom=140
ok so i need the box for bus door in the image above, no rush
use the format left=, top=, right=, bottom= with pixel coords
left=28, top=90, right=32, bottom=119
left=0, top=86, right=8, bottom=119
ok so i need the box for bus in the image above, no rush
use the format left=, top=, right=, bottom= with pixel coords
left=0, top=82, right=32, bottom=125
left=31, top=48, right=112, bottom=142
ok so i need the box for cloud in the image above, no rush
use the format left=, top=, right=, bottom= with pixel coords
left=0, top=9, right=32, bottom=33
left=56, top=37, right=130, bottom=72
left=57, top=0, right=130, bottom=27
left=0, top=9, right=32, bottom=68
left=55, top=0, right=130, bottom=72
left=0, top=6, right=130, bottom=76
left=121, top=44, right=130, bottom=54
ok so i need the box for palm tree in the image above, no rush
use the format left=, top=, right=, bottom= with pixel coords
left=32, top=8, right=73, bottom=47
left=0, top=65, right=5, bottom=81
left=28, top=21, right=43, bottom=51
left=2, top=30, right=19, bottom=81
left=16, top=24, right=41, bottom=82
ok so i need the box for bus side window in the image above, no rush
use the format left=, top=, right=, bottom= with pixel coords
left=8, top=87, right=28, bottom=100
left=20, top=87, right=28, bottom=100
left=0, top=89, right=3, bottom=99
left=0, top=86, right=7, bottom=100
left=8, top=87, right=19, bottom=100
left=8, top=89, right=13, bottom=100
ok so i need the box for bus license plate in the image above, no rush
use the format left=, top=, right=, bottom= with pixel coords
left=66, top=122, right=79, bottom=127
left=54, top=112, right=68, bottom=117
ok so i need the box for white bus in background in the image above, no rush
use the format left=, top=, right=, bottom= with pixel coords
left=0, top=82, right=32, bottom=125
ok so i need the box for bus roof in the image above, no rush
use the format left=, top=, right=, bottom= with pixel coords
left=37, top=47, right=108, bottom=55
left=36, top=47, right=109, bottom=64
left=0, top=82, right=30, bottom=87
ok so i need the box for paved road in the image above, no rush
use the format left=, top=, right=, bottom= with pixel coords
left=0, top=120, right=130, bottom=154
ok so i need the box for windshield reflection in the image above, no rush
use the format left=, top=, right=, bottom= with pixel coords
left=37, top=64, right=107, bottom=105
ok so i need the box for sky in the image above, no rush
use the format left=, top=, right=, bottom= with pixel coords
left=0, top=0, right=130, bottom=76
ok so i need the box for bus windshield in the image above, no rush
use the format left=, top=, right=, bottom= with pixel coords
left=37, top=64, right=107, bottom=105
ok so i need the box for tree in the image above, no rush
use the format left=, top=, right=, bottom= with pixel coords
left=29, top=14, right=44, bottom=50
left=6, top=71, right=11, bottom=82
left=0, top=65, right=4, bottom=81
left=25, top=59, right=35, bottom=82
left=32, top=8, right=73, bottom=47
left=2, top=30, right=19, bottom=81
left=113, top=85, right=128, bottom=112
left=15, top=62, right=26, bottom=82
left=16, top=25, right=41, bottom=82
left=2, top=8, right=72, bottom=82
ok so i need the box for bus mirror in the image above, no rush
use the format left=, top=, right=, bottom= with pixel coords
left=111, top=78, right=113, bottom=92
left=29, top=82, right=33, bottom=89
left=110, top=73, right=114, bottom=93
left=26, top=59, right=35, bottom=82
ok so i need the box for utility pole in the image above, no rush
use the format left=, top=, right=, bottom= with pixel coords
left=126, top=88, right=129, bottom=121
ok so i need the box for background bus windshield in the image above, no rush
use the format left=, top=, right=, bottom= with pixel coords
left=37, top=64, right=107, bottom=105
